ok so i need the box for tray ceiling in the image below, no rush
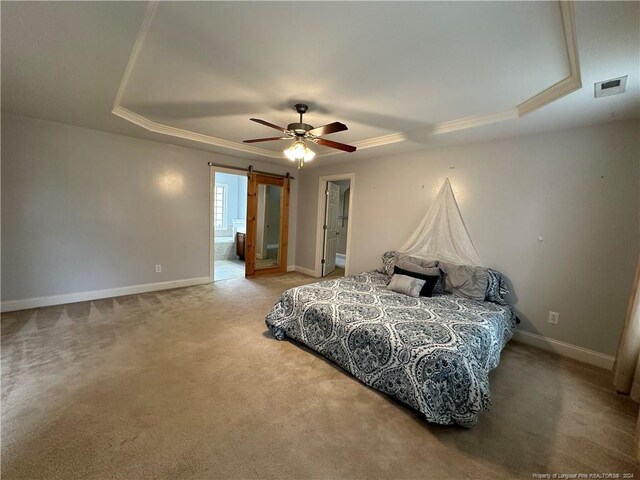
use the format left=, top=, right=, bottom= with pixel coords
left=2, top=1, right=638, bottom=166
left=116, top=1, right=571, bottom=157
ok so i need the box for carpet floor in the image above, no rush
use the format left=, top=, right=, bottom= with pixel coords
left=2, top=272, right=639, bottom=479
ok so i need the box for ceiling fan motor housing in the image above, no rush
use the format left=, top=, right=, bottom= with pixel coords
left=294, top=103, right=309, bottom=115
left=290, top=104, right=313, bottom=135
left=287, top=122, right=314, bottom=136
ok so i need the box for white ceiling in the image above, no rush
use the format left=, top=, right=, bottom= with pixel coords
left=2, top=1, right=638, bottom=167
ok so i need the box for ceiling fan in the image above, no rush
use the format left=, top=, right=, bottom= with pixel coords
left=243, top=103, right=357, bottom=168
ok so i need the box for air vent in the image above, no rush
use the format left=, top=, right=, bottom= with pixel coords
left=594, top=76, right=627, bottom=98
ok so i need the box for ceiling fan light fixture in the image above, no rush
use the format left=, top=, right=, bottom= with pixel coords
left=303, top=145, right=315, bottom=162
left=284, top=140, right=315, bottom=168
left=245, top=103, right=355, bottom=168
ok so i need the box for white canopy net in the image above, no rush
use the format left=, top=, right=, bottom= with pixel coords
left=398, top=178, right=484, bottom=267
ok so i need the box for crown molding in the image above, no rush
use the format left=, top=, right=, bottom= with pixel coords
left=353, top=132, right=408, bottom=149
left=113, top=105, right=283, bottom=158
left=310, top=132, right=408, bottom=159
left=517, top=1, right=582, bottom=116
left=112, top=1, right=159, bottom=112
left=113, top=1, right=582, bottom=159
left=111, top=1, right=282, bottom=159
left=431, top=109, right=519, bottom=135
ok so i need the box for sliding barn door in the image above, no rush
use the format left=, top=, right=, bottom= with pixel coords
left=246, top=173, right=289, bottom=277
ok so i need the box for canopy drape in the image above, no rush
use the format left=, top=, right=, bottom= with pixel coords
left=399, top=178, right=483, bottom=266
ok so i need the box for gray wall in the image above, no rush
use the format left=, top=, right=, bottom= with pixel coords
left=1, top=113, right=297, bottom=301
left=295, top=120, right=640, bottom=356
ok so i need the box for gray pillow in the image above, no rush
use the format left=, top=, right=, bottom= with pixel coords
left=395, top=256, right=439, bottom=276
left=395, top=255, right=438, bottom=272
left=388, top=274, right=426, bottom=298
left=439, top=261, right=489, bottom=301
left=395, top=255, right=443, bottom=293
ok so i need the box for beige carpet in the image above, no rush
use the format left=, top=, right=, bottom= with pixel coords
left=2, top=272, right=639, bottom=479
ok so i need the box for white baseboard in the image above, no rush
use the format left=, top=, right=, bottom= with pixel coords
left=513, top=330, right=615, bottom=370
left=286, top=265, right=295, bottom=272
left=293, top=265, right=319, bottom=277
left=1, top=276, right=212, bottom=313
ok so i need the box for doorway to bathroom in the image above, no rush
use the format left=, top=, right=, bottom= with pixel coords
left=212, top=170, right=248, bottom=281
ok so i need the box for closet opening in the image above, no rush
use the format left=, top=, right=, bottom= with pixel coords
left=315, top=174, right=354, bottom=278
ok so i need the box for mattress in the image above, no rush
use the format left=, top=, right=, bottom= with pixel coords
left=265, top=271, right=516, bottom=427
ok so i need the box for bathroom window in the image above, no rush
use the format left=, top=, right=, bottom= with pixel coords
left=214, top=183, right=227, bottom=228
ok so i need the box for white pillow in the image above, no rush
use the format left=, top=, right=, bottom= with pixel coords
left=388, top=274, right=426, bottom=298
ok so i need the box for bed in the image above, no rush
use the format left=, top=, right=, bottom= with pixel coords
left=265, top=269, right=516, bottom=427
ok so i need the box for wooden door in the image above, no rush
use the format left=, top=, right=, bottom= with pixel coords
left=246, top=173, right=289, bottom=277
left=322, top=182, right=341, bottom=276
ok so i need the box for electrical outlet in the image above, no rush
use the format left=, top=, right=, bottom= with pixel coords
left=155, top=265, right=162, bottom=273
left=548, top=311, right=559, bottom=325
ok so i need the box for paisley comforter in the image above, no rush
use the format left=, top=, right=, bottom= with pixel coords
left=265, top=271, right=516, bottom=427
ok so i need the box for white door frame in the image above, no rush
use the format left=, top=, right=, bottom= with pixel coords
left=314, top=173, right=355, bottom=277
left=210, top=166, right=248, bottom=281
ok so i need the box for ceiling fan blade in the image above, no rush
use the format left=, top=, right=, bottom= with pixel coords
left=314, top=138, right=357, bottom=153
left=243, top=136, right=288, bottom=143
left=307, top=121, right=348, bottom=137
left=250, top=118, right=288, bottom=133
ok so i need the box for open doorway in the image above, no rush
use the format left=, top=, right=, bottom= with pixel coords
left=316, top=174, right=354, bottom=278
left=333, top=180, right=350, bottom=270
left=212, top=170, right=248, bottom=281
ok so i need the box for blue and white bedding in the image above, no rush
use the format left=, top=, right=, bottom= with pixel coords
left=265, top=271, right=516, bottom=427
